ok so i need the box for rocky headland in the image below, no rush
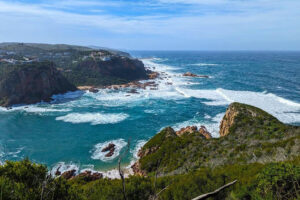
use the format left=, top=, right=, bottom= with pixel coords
left=0, top=61, right=77, bottom=107
left=0, top=43, right=155, bottom=107
left=131, top=102, right=300, bottom=176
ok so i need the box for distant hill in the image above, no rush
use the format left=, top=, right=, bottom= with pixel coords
left=0, top=43, right=148, bottom=88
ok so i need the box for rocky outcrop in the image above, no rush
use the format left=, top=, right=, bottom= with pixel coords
left=176, top=126, right=198, bottom=136
left=131, top=162, right=147, bottom=176
left=102, top=143, right=116, bottom=157
left=0, top=61, right=77, bottom=107
left=60, top=169, right=103, bottom=181
left=219, top=103, right=240, bottom=137
left=183, top=72, right=209, bottom=78
left=148, top=71, right=160, bottom=79
left=132, top=103, right=300, bottom=178
left=61, top=169, right=76, bottom=180
left=176, top=125, right=212, bottom=139
left=77, top=171, right=103, bottom=182
left=105, top=81, right=158, bottom=90
left=198, top=126, right=212, bottom=139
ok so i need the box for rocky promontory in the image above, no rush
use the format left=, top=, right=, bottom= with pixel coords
left=0, top=61, right=77, bottom=107
left=132, top=102, right=300, bottom=176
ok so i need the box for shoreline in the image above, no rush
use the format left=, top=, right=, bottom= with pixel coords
left=51, top=158, right=137, bottom=180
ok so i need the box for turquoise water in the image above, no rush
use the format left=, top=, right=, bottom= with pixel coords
left=0, top=51, right=300, bottom=175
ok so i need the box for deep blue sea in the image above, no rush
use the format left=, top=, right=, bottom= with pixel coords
left=0, top=51, right=300, bottom=177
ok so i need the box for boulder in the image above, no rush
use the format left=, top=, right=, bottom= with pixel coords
left=89, top=87, right=99, bottom=93
left=148, top=71, right=159, bottom=79
left=183, top=72, right=209, bottom=78
left=198, top=126, right=212, bottom=139
left=61, top=169, right=76, bottom=180
left=101, top=143, right=115, bottom=152
left=105, top=148, right=115, bottom=157
left=176, top=126, right=198, bottom=136
left=55, top=166, right=62, bottom=176
left=101, top=143, right=116, bottom=157
left=77, top=171, right=103, bottom=182
left=176, top=125, right=212, bottom=139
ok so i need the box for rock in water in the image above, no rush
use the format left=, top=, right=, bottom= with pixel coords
left=0, top=61, right=77, bottom=107
left=101, top=143, right=116, bottom=152
left=101, top=143, right=116, bottom=157
left=183, top=72, right=209, bottom=78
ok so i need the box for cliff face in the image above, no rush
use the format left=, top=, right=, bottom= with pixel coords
left=133, top=102, right=300, bottom=176
left=76, top=57, right=147, bottom=82
left=0, top=61, right=77, bottom=107
left=219, top=103, right=239, bottom=137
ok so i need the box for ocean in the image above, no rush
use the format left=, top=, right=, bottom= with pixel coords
left=0, top=51, right=300, bottom=177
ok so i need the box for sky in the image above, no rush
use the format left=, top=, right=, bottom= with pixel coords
left=0, top=0, right=299, bottom=50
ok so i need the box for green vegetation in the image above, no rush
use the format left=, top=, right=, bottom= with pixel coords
left=0, top=159, right=81, bottom=200
left=0, top=158, right=299, bottom=200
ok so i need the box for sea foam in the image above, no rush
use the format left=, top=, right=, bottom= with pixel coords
left=56, top=113, right=129, bottom=125
left=190, top=63, right=219, bottom=66
left=130, top=140, right=147, bottom=159
left=91, top=139, right=128, bottom=162
left=179, top=88, right=300, bottom=124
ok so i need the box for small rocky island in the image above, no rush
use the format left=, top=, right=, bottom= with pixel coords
left=101, top=143, right=116, bottom=157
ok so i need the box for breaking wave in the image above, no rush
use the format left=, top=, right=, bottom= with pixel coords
left=56, top=113, right=129, bottom=125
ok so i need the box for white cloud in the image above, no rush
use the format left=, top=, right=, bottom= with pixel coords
left=0, top=0, right=299, bottom=50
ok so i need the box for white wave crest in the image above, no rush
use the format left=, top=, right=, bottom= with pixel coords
left=130, top=140, right=147, bottom=159
left=91, top=139, right=128, bottom=162
left=50, top=162, right=80, bottom=176
left=0, top=105, right=71, bottom=113
left=190, top=63, right=219, bottom=66
left=51, top=90, right=84, bottom=103
left=56, top=113, right=129, bottom=125
left=178, top=88, right=300, bottom=124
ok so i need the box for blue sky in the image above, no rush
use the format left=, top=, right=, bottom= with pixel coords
left=0, top=0, right=299, bottom=50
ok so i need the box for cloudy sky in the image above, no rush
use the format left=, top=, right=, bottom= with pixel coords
left=0, top=0, right=299, bottom=50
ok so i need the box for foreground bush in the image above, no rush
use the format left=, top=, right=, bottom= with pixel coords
left=0, top=158, right=299, bottom=200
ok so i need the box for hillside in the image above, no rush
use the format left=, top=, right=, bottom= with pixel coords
left=134, top=102, right=300, bottom=176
